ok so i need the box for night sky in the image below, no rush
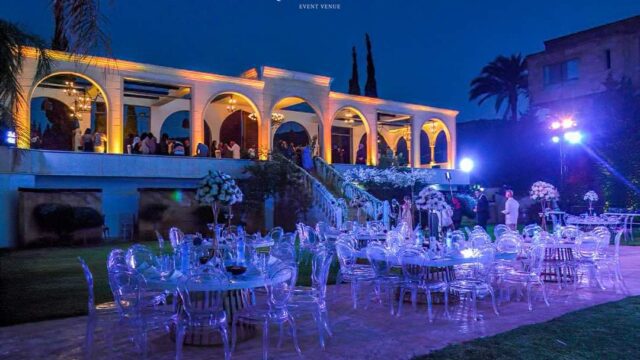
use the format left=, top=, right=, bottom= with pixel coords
left=2, top=0, right=640, bottom=121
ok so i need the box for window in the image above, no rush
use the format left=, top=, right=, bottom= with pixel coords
left=605, top=49, right=611, bottom=69
left=543, top=58, right=580, bottom=85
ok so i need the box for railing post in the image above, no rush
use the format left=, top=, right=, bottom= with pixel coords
left=383, top=200, right=391, bottom=230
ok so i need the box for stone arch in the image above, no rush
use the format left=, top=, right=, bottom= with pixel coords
left=419, top=117, right=453, bottom=168
left=27, top=71, right=110, bottom=151
left=270, top=96, right=323, bottom=157
left=202, top=91, right=262, bottom=155
left=273, top=121, right=311, bottom=147
left=330, top=106, right=372, bottom=164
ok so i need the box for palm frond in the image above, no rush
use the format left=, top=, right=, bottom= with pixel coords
left=469, top=53, right=528, bottom=120
left=0, top=20, right=51, bottom=137
left=54, top=0, right=111, bottom=57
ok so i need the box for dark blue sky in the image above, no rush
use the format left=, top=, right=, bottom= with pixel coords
left=3, top=0, right=640, bottom=121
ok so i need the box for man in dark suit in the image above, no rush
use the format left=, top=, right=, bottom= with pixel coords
left=474, top=189, right=489, bottom=229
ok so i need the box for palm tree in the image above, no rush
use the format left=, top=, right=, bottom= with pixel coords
left=469, top=54, right=528, bottom=121
left=0, top=20, right=51, bottom=136
left=1, top=0, right=109, bottom=140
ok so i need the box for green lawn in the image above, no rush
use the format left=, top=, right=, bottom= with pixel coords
left=414, top=296, right=640, bottom=360
left=0, top=241, right=337, bottom=326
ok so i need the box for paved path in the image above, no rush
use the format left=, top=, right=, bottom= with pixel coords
left=2, top=247, right=639, bottom=359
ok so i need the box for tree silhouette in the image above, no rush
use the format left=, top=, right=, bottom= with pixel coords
left=364, top=33, right=378, bottom=98
left=348, top=46, right=361, bottom=95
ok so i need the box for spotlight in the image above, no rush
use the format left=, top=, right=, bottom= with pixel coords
left=551, top=136, right=560, bottom=143
left=460, top=158, right=474, bottom=173
left=550, top=121, right=561, bottom=130
left=564, top=131, right=583, bottom=144
left=561, top=118, right=575, bottom=129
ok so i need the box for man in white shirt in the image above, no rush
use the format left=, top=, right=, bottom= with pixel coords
left=502, top=190, right=520, bottom=230
left=228, top=140, right=241, bottom=159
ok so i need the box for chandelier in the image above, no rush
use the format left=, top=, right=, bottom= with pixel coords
left=226, top=95, right=237, bottom=113
left=76, top=94, right=92, bottom=112
left=343, top=111, right=355, bottom=124
left=63, top=80, right=78, bottom=97
left=248, top=112, right=286, bottom=126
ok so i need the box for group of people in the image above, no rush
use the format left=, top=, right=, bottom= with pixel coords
left=275, top=140, right=313, bottom=170
left=210, top=140, right=246, bottom=159
left=124, top=132, right=190, bottom=156
left=474, top=188, right=520, bottom=230
left=79, top=128, right=107, bottom=153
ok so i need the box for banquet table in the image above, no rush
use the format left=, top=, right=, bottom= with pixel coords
left=565, top=216, right=620, bottom=231
left=145, top=256, right=287, bottom=346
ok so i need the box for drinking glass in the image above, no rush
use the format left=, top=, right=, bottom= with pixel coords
left=157, top=253, right=175, bottom=280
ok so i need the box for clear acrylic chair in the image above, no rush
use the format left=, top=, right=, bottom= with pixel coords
left=269, top=227, right=285, bottom=243
left=108, top=268, right=172, bottom=357
left=522, top=224, right=542, bottom=239
left=365, top=243, right=401, bottom=315
left=593, top=229, right=628, bottom=293
left=335, top=239, right=375, bottom=308
left=493, top=224, right=510, bottom=240
left=176, top=265, right=231, bottom=360
left=290, top=247, right=334, bottom=349
left=107, top=248, right=127, bottom=272
left=576, top=234, right=608, bottom=289
left=125, top=244, right=158, bottom=272
left=397, top=247, right=449, bottom=322
left=448, top=246, right=499, bottom=321
left=500, top=244, right=550, bottom=310
left=469, top=232, right=491, bottom=248
left=232, top=265, right=302, bottom=360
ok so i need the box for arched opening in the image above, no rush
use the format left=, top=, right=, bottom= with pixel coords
left=420, top=130, right=431, bottom=165
left=203, top=92, right=260, bottom=159
left=271, top=97, right=321, bottom=164
left=420, top=118, right=451, bottom=168
left=29, top=73, right=108, bottom=152
left=273, top=121, right=310, bottom=147
left=331, top=106, right=370, bottom=164
left=357, top=131, right=388, bottom=165
left=434, top=131, right=447, bottom=164
left=396, top=137, right=409, bottom=166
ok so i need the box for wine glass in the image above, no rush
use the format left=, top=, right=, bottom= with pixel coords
left=157, top=253, right=175, bottom=280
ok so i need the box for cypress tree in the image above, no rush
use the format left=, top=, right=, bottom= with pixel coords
left=364, top=33, right=378, bottom=98
left=51, top=0, right=69, bottom=51
left=348, top=46, right=361, bottom=95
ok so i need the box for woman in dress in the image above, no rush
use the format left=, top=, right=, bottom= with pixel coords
left=400, top=195, right=413, bottom=231
left=81, top=128, right=94, bottom=152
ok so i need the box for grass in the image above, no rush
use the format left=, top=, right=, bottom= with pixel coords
left=0, top=241, right=337, bottom=327
left=414, top=296, right=640, bottom=360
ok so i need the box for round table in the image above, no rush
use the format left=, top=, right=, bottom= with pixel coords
left=145, top=256, right=287, bottom=346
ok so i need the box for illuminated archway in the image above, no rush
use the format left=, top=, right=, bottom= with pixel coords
left=330, top=106, right=372, bottom=164
left=203, top=91, right=261, bottom=156
left=419, top=118, right=452, bottom=168
left=28, top=72, right=109, bottom=152
left=160, top=110, right=190, bottom=142
left=358, top=132, right=389, bottom=165
left=273, top=121, right=311, bottom=148
left=271, top=97, right=322, bottom=158
left=396, top=137, right=409, bottom=166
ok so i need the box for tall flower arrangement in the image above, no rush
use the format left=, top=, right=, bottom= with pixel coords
left=195, top=170, right=243, bottom=226
left=415, top=187, right=451, bottom=237
left=529, top=181, right=559, bottom=230
left=584, top=190, right=598, bottom=215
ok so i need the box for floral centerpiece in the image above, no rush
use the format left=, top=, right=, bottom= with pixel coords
left=415, top=187, right=451, bottom=240
left=529, top=181, right=559, bottom=230
left=195, top=170, right=243, bottom=227
left=584, top=190, right=598, bottom=215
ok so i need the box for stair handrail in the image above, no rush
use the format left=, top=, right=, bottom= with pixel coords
left=313, top=157, right=390, bottom=229
left=279, top=156, right=345, bottom=228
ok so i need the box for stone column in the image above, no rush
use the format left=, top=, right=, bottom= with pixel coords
left=190, top=84, right=206, bottom=156
left=105, top=73, right=123, bottom=153
left=364, top=110, right=378, bottom=166
left=411, top=120, right=421, bottom=168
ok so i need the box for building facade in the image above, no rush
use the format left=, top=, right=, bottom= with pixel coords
left=527, top=16, right=640, bottom=119
left=15, top=48, right=458, bottom=169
